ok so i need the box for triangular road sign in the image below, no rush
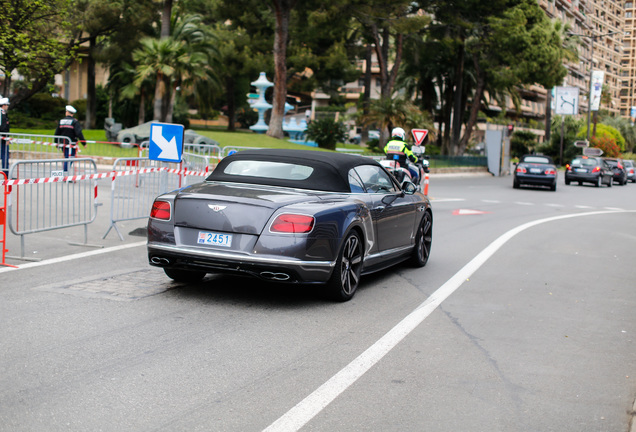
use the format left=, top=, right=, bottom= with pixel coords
left=411, top=129, right=428, bottom=146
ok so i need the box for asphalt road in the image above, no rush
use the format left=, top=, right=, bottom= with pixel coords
left=1, top=173, right=635, bottom=432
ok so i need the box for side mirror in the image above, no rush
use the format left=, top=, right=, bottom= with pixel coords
left=402, top=181, right=417, bottom=195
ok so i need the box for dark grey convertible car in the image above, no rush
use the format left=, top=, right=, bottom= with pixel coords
left=147, top=149, right=433, bottom=301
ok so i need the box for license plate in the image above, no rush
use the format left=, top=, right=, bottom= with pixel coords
left=575, top=168, right=587, bottom=173
left=197, top=231, right=232, bottom=247
left=529, top=168, right=541, bottom=174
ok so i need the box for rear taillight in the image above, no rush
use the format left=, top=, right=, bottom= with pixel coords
left=270, top=214, right=315, bottom=233
left=592, top=166, right=601, bottom=173
left=150, top=200, right=171, bottom=220
left=566, top=164, right=571, bottom=172
left=545, top=169, right=556, bottom=175
left=516, top=167, right=526, bottom=173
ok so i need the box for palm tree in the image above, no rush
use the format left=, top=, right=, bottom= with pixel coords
left=357, top=97, right=436, bottom=145
left=131, top=14, right=218, bottom=122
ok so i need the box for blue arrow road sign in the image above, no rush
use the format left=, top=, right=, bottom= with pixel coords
left=149, top=122, right=184, bottom=163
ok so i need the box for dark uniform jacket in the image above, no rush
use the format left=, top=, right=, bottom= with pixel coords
left=0, top=109, right=9, bottom=133
left=55, top=116, right=85, bottom=145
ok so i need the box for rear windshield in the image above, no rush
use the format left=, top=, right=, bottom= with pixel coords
left=522, top=156, right=551, bottom=164
left=222, top=160, right=314, bottom=181
left=604, top=160, right=618, bottom=167
left=571, top=158, right=596, bottom=167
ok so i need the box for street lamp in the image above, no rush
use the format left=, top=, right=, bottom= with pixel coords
left=568, top=30, right=620, bottom=141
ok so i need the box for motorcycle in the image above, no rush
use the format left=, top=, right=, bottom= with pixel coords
left=380, top=147, right=429, bottom=191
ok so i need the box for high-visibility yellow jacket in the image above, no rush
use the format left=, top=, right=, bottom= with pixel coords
left=384, top=139, right=418, bottom=166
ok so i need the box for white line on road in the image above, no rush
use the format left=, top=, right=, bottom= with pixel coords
left=263, top=210, right=633, bottom=432
left=429, top=198, right=466, bottom=202
left=0, top=241, right=147, bottom=273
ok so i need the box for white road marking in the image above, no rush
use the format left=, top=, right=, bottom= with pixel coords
left=514, top=201, right=534, bottom=206
left=575, top=205, right=594, bottom=209
left=263, top=210, right=633, bottom=432
left=429, top=198, right=466, bottom=202
left=481, top=199, right=500, bottom=204
left=0, top=241, right=147, bottom=273
left=545, top=203, right=564, bottom=208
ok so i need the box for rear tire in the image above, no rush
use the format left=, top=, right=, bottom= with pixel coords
left=513, top=178, right=520, bottom=189
left=326, top=231, right=363, bottom=302
left=164, top=268, right=206, bottom=282
left=595, top=176, right=601, bottom=187
left=410, top=211, right=433, bottom=267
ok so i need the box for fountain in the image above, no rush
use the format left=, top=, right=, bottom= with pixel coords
left=249, top=72, right=273, bottom=133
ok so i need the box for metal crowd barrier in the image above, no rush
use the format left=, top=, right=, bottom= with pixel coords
left=0, top=171, right=16, bottom=267
left=0, top=132, right=72, bottom=161
left=103, top=157, right=206, bottom=241
left=7, top=158, right=100, bottom=259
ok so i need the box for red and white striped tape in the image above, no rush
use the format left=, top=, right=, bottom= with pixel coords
left=2, top=137, right=79, bottom=149
left=1, top=166, right=209, bottom=186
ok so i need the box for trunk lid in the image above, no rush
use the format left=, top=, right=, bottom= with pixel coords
left=172, top=182, right=320, bottom=234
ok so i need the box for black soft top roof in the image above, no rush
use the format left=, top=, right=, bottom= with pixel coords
left=207, top=149, right=381, bottom=192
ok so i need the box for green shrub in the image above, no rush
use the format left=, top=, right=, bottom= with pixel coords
left=305, top=117, right=347, bottom=150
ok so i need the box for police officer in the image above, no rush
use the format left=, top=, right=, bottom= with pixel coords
left=55, top=105, right=86, bottom=173
left=384, top=127, right=420, bottom=182
left=0, top=97, right=10, bottom=177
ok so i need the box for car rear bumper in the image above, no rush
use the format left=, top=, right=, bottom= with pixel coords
left=515, top=174, right=556, bottom=186
left=565, top=172, right=600, bottom=183
left=148, top=243, right=335, bottom=284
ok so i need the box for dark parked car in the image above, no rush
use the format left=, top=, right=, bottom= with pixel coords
left=147, top=149, right=433, bottom=302
left=565, top=156, right=613, bottom=187
left=513, top=154, right=558, bottom=191
left=604, top=158, right=628, bottom=185
left=624, top=159, right=635, bottom=183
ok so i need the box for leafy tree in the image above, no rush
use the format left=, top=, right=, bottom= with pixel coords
left=0, top=0, right=76, bottom=105
left=539, top=115, right=584, bottom=163
left=577, top=123, right=625, bottom=153
left=457, top=0, right=568, bottom=155
left=357, top=97, right=435, bottom=144
left=600, top=115, right=636, bottom=153
left=72, top=0, right=157, bottom=128
left=510, top=131, right=537, bottom=158
left=132, top=14, right=217, bottom=122
left=208, top=20, right=268, bottom=131
left=590, top=135, right=621, bottom=158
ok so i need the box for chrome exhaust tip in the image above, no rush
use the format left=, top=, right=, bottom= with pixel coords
left=260, top=271, right=291, bottom=281
left=150, top=256, right=171, bottom=266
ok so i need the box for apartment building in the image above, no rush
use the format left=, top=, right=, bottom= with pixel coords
left=620, top=1, right=636, bottom=119
left=540, top=0, right=624, bottom=117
